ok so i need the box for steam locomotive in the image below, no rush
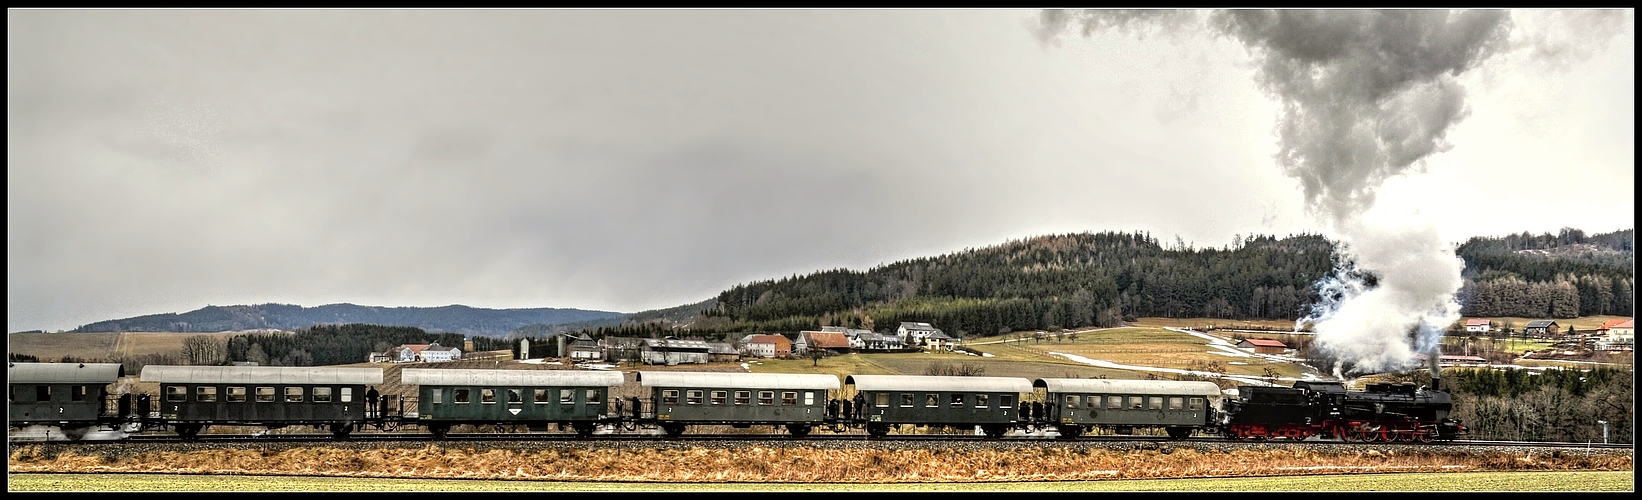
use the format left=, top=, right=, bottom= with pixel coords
left=7, top=361, right=1467, bottom=443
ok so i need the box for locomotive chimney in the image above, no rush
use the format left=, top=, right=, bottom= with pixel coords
left=1428, top=351, right=1442, bottom=391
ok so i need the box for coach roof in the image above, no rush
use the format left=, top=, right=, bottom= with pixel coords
left=140, top=365, right=383, bottom=385
left=1033, top=378, right=1223, bottom=397
left=846, top=375, right=1032, bottom=393
left=636, top=371, right=840, bottom=390
left=7, top=362, right=125, bottom=384
left=401, top=368, right=624, bottom=386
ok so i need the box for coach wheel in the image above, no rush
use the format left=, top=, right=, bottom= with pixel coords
left=1166, top=427, right=1193, bottom=440
left=1056, top=425, right=1083, bottom=439
left=330, top=423, right=354, bottom=439
left=981, top=424, right=1009, bottom=439
left=786, top=424, right=812, bottom=438
left=661, top=423, right=687, bottom=438
left=175, top=424, right=204, bottom=439
left=429, top=424, right=451, bottom=440
left=572, top=422, right=596, bottom=438
left=866, top=423, right=891, bottom=439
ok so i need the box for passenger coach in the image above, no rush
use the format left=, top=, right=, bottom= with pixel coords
left=8, top=362, right=131, bottom=436
left=139, top=365, right=383, bottom=438
left=1033, top=378, right=1222, bottom=438
left=845, top=374, right=1032, bottom=438
left=402, top=368, right=625, bottom=438
left=635, top=371, right=840, bottom=437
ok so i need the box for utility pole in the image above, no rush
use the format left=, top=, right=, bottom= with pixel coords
left=1597, top=420, right=1609, bottom=444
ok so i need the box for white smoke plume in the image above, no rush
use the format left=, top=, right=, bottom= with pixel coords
left=1037, top=9, right=1527, bottom=376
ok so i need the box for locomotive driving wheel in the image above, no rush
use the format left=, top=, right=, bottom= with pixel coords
left=1414, top=431, right=1433, bottom=443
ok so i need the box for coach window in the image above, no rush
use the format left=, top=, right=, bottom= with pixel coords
left=1107, top=396, right=1122, bottom=409
left=1169, top=397, right=1184, bottom=410
left=950, top=394, right=965, bottom=407
left=507, top=389, right=522, bottom=404
left=783, top=392, right=798, bottom=406
left=925, top=394, right=939, bottom=408
left=430, top=389, right=443, bottom=405
left=686, top=390, right=704, bottom=405
left=662, top=390, right=680, bottom=405
left=165, top=386, right=187, bottom=403
left=804, top=391, right=815, bottom=406
left=480, top=389, right=496, bottom=404
left=710, top=391, right=727, bottom=405
left=899, top=394, right=913, bottom=407
left=1148, top=397, right=1163, bottom=410
left=560, top=390, right=575, bottom=405
left=285, top=387, right=304, bottom=403
left=454, top=388, right=471, bottom=404
left=586, top=389, right=601, bottom=405
left=1065, top=395, right=1080, bottom=409
left=227, top=387, right=246, bottom=403
left=37, top=386, right=52, bottom=401
left=314, top=387, right=332, bottom=403
left=256, top=387, right=276, bottom=402
left=340, top=387, right=353, bottom=403
left=1000, top=394, right=1014, bottom=408
left=734, top=391, right=751, bottom=405
left=758, top=391, right=775, bottom=406
left=197, top=386, right=217, bottom=403
left=69, top=385, right=86, bottom=402
left=976, top=394, right=989, bottom=408
left=533, top=389, right=549, bottom=404
left=1189, top=398, right=1205, bottom=410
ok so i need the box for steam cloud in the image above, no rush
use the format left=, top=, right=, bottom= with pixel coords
left=1038, top=9, right=1527, bottom=377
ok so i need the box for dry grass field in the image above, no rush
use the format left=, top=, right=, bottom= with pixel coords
left=6, top=331, right=270, bottom=362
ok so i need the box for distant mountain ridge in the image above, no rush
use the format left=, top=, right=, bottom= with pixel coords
left=70, top=303, right=625, bottom=337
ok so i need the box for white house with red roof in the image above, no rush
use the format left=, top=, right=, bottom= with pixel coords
left=1464, top=318, right=1492, bottom=333
left=1597, top=319, right=1634, bottom=351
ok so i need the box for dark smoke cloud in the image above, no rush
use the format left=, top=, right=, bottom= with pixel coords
left=1038, top=9, right=1530, bottom=376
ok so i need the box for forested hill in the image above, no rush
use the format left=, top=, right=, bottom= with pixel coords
left=71, top=303, right=624, bottom=337
left=683, top=231, right=1341, bottom=338
left=1455, top=228, right=1634, bottom=318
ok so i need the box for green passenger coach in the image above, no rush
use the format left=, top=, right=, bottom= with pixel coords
left=845, top=374, right=1033, bottom=438
left=403, top=368, right=625, bottom=438
left=1033, top=378, right=1223, bottom=438
left=635, top=371, right=840, bottom=437
left=139, top=365, right=383, bottom=438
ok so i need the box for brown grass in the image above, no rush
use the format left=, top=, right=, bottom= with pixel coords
left=7, top=444, right=1630, bottom=483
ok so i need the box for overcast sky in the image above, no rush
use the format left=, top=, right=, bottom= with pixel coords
left=7, top=9, right=1634, bottom=333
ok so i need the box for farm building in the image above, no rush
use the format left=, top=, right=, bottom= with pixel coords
left=1524, top=320, right=1560, bottom=338
left=896, top=322, right=945, bottom=346
left=1236, top=338, right=1287, bottom=355
left=420, top=344, right=462, bottom=363
left=707, top=342, right=741, bottom=362
left=568, top=334, right=604, bottom=361
left=641, top=337, right=710, bottom=366
left=1464, top=318, right=1492, bottom=333
left=796, top=331, right=852, bottom=355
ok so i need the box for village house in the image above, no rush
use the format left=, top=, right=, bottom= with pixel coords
left=853, top=330, right=904, bottom=351
left=1464, top=318, right=1492, bottom=333
left=568, top=333, right=604, bottom=361
left=742, top=334, right=792, bottom=358
left=1597, top=319, right=1634, bottom=351
left=897, top=322, right=945, bottom=347
left=922, top=330, right=959, bottom=351
left=1236, top=338, right=1287, bottom=355
left=602, top=336, right=648, bottom=364
left=1523, top=320, right=1560, bottom=338
left=377, top=342, right=460, bottom=363
left=419, top=343, right=462, bottom=363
